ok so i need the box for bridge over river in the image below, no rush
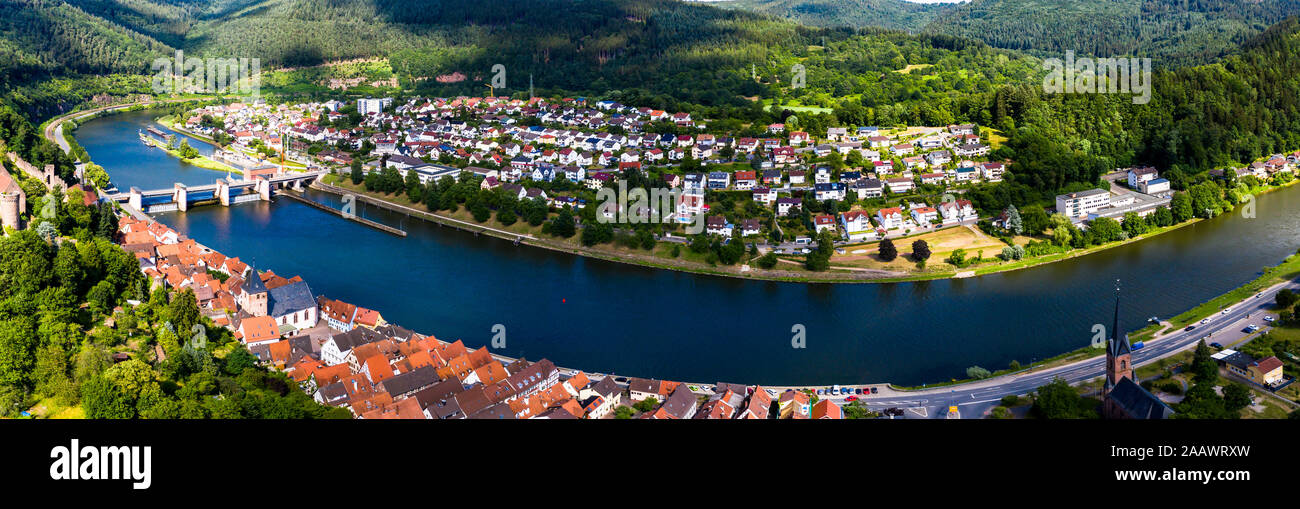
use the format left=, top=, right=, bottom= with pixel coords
left=104, top=170, right=327, bottom=213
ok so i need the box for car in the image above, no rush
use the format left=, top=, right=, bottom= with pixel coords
left=1184, top=325, right=1196, bottom=332
left=870, top=387, right=878, bottom=394
left=1256, top=293, right=1262, bottom=298
left=1264, top=315, right=1275, bottom=322
left=854, top=388, right=862, bottom=394
left=1201, top=319, right=1209, bottom=325
left=1222, top=309, right=1230, bottom=315
left=845, top=395, right=859, bottom=402
left=816, top=389, right=824, bottom=395
left=1210, top=342, right=1223, bottom=349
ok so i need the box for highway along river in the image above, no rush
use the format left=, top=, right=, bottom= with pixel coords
left=76, top=110, right=1300, bottom=386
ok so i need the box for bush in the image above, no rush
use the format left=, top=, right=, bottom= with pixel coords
left=1156, top=379, right=1183, bottom=395
left=989, top=406, right=1012, bottom=419
left=966, top=366, right=991, bottom=379
left=1001, top=395, right=1021, bottom=407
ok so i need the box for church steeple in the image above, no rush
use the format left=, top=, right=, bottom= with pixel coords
left=1105, top=280, right=1133, bottom=396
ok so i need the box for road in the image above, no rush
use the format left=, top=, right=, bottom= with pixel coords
left=802, top=277, right=1299, bottom=417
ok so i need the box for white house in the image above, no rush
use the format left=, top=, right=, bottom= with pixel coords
left=876, top=207, right=904, bottom=230
left=840, top=211, right=877, bottom=242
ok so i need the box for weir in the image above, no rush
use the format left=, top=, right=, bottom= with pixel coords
left=109, top=170, right=326, bottom=214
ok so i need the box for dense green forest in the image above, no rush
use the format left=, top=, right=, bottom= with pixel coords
left=728, top=0, right=1300, bottom=68
left=928, top=0, right=1300, bottom=67
left=717, top=0, right=951, bottom=33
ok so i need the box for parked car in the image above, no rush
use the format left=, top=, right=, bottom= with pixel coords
left=1210, top=342, right=1224, bottom=349
left=854, top=388, right=862, bottom=394
left=1264, top=315, right=1275, bottom=322
left=1201, top=319, right=1209, bottom=324
left=870, top=387, right=878, bottom=394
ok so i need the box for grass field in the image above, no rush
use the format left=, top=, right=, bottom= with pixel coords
left=983, top=127, right=1008, bottom=149
left=829, top=225, right=1011, bottom=273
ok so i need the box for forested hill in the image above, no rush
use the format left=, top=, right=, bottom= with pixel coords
left=964, top=14, right=1300, bottom=212
left=714, top=0, right=953, bottom=33
left=725, top=0, right=1300, bottom=67
left=47, top=0, right=1038, bottom=120
left=0, top=0, right=171, bottom=80
left=927, top=0, right=1300, bottom=66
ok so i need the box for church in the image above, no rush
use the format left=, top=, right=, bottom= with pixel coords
left=1101, top=286, right=1174, bottom=419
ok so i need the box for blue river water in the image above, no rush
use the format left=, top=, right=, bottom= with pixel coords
left=73, top=109, right=1300, bottom=386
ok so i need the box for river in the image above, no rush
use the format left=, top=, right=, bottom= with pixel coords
left=73, top=109, right=1300, bottom=386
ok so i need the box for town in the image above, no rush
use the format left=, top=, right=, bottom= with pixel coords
left=113, top=214, right=853, bottom=419
left=149, top=94, right=1300, bottom=280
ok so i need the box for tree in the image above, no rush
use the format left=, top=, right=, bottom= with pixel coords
left=350, top=160, right=363, bottom=185
left=1190, top=340, right=1219, bottom=384
left=966, top=366, right=991, bottom=379
left=947, top=248, right=968, bottom=267
left=1170, top=192, right=1194, bottom=222
left=1087, top=217, right=1122, bottom=244
left=1222, top=383, right=1252, bottom=412
left=910, top=239, right=931, bottom=261
left=177, top=139, right=199, bottom=159
left=550, top=208, right=576, bottom=238
left=0, top=318, right=38, bottom=387
left=86, top=280, right=115, bottom=315
left=497, top=208, right=517, bottom=226
left=1030, top=377, right=1098, bottom=419
left=633, top=397, right=658, bottom=413
left=1276, top=289, right=1297, bottom=310
left=757, top=252, right=778, bottom=269
left=1019, top=205, right=1049, bottom=235
left=166, top=288, right=200, bottom=336
left=878, top=238, right=898, bottom=261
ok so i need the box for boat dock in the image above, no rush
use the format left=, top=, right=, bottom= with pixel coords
left=276, top=189, right=407, bottom=237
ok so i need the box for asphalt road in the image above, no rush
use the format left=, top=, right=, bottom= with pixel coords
left=829, top=277, right=1299, bottom=417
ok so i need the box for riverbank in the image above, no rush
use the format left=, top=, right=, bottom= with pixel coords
left=312, top=178, right=925, bottom=283
left=892, top=250, right=1300, bottom=391
left=156, top=116, right=310, bottom=170
left=141, top=135, right=242, bottom=174
left=315, top=175, right=1231, bottom=285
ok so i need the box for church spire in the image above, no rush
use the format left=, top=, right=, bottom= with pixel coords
left=1109, top=279, right=1130, bottom=357
left=1105, top=279, right=1133, bottom=395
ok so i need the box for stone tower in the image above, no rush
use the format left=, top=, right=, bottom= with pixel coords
left=241, top=267, right=269, bottom=317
